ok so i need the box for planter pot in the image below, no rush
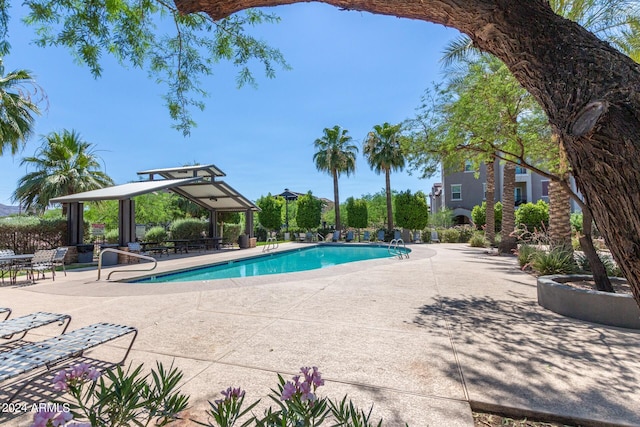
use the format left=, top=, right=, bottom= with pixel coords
left=99, top=243, right=120, bottom=266
left=76, top=244, right=94, bottom=263
left=537, top=274, right=640, bottom=329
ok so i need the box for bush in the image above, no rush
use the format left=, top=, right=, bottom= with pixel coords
left=441, top=228, right=461, bottom=243
left=469, top=232, right=488, bottom=247
left=516, top=243, right=540, bottom=268
left=0, top=216, right=67, bottom=253
left=104, top=229, right=119, bottom=244
left=570, top=212, right=583, bottom=234
left=530, top=247, right=578, bottom=275
left=576, top=252, right=623, bottom=277
left=455, top=225, right=474, bottom=243
left=223, top=223, right=242, bottom=245
left=169, top=218, right=207, bottom=240
left=145, top=226, right=168, bottom=243
left=515, top=200, right=549, bottom=232
left=470, top=201, right=503, bottom=231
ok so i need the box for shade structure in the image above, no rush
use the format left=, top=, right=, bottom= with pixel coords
left=51, top=164, right=258, bottom=247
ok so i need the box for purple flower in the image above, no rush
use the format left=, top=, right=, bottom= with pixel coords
left=280, top=381, right=297, bottom=401
left=51, top=363, right=101, bottom=391
left=30, top=407, right=72, bottom=427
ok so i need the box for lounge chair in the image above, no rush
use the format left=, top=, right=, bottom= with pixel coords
left=377, top=230, right=385, bottom=242
left=331, top=230, right=341, bottom=242
left=0, top=308, right=10, bottom=321
left=345, top=230, right=354, bottom=242
left=362, top=231, right=371, bottom=242
left=0, top=312, right=71, bottom=343
left=0, top=322, right=138, bottom=388
left=298, top=232, right=306, bottom=242
left=394, top=230, right=402, bottom=240
left=52, top=247, right=69, bottom=276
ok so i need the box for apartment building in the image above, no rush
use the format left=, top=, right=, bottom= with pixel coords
left=429, top=160, right=553, bottom=225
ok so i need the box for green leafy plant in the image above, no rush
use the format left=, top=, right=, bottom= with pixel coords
left=103, top=229, right=119, bottom=244
left=515, top=244, right=540, bottom=269
left=530, top=246, right=578, bottom=275
left=169, top=218, right=207, bottom=240
left=576, top=252, right=622, bottom=277
left=145, top=226, right=169, bottom=243
left=468, top=232, right=488, bottom=247
left=36, top=362, right=189, bottom=426
left=441, top=228, right=461, bottom=243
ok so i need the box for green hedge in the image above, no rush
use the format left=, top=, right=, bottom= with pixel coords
left=0, top=216, right=67, bottom=253
left=169, top=218, right=207, bottom=240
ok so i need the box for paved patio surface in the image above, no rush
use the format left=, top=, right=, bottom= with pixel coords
left=1, top=243, right=639, bottom=426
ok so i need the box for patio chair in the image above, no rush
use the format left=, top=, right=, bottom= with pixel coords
left=331, top=230, right=341, bottom=242
left=377, top=230, right=385, bottom=241
left=28, top=249, right=57, bottom=281
left=363, top=231, right=371, bottom=242
left=394, top=230, right=402, bottom=240
left=345, top=230, right=354, bottom=242
left=0, top=312, right=71, bottom=343
left=0, top=322, right=137, bottom=398
left=0, top=249, right=15, bottom=284
left=52, top=247, right=69, bottom=277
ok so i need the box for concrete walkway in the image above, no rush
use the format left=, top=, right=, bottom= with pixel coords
left=0, top=243, right=639, bottom=426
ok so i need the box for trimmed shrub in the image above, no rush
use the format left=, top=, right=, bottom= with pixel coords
left=441, top=228, right=461, bottom=243
left=515, top=200, right=549, bottom=232
left=169, top=218, right=207, bottom=240
left=0, top=216, right=67, bottom=253
left=223, top=223, right=242, bottom=245
left=145, top=226, right=168, bottom=243
left=455, top=225, right=474, bottom=243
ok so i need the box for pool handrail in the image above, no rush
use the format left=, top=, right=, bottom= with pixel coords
left=388, top=239, right=409, bottom=259
left=96, top=248, right=158, bottom=281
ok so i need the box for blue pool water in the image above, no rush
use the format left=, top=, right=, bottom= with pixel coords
left=133, top=244, right=409, bottom=283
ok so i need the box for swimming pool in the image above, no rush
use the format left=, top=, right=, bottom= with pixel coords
left=133, top=244, right=410, bottom=283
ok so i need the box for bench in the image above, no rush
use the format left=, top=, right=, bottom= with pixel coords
left=1, top=312, right=71, bottom=343
left=0, top=322, right=137, bottom=386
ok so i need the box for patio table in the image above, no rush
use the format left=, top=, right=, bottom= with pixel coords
left=0, top=254, right=34, bottom=285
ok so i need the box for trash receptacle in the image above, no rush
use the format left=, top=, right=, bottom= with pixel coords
left=238, top=234, right=249, bottom=249
left=99, top=243, right=119, bottom=265
left=76, top=244, right=95, bottom=263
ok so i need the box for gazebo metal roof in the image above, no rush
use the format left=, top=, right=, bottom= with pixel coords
left=51, top=165, right=259, bottom=212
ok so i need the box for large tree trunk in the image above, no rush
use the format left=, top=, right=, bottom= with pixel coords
left=177, top=0, right=640, bottom=308
left=548, top=180, right=572, bottom=249
left=485, top=158, right=495, bottom=245
left=385, top=168, right=393, bottom=231
left=499, top=162, right=517, bottom=254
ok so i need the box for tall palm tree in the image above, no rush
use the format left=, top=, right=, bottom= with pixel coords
left=363, top=122, right=405, bottom=232
left=313, top=125, right=358, bottom=231
left=13, top=129, right=114, bottom=213
left=499, top=162, right=517, bottom=254
left=0, top=60, right=41, bottom=155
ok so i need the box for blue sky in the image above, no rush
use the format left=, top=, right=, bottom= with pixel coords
left=0, top=3, right=460, bottom=207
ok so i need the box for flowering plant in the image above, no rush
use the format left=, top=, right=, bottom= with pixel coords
left=31, top=361, right=188, bottom=427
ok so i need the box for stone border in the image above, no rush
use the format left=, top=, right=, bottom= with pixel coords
left=537, top=274, right=640, bottom=329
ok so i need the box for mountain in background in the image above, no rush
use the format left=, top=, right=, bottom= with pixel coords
left=0, top=203, right=20, bottom=217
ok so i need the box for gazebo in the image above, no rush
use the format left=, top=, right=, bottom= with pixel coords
left=50, top=164, right=259, bottom=247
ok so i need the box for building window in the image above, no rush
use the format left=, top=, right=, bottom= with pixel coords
left=464, top=160, right=473, bottom=172
left=515, top=165, right=527, bottom=175
left=514, top=187, right=523, bottom=205
left=541, top=180, right=549, bottom=197
left=482, top=183, right=487, bottom=200
left=451, top=184, right=462, bottom=201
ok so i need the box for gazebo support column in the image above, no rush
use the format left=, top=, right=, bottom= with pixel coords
left=66, top=202, right=84, bottom=245
left=118, top=199, right=136, bottom=246
left=209, top=211, right=218, bottom=238
left=245, top=209, right=254, bottom=238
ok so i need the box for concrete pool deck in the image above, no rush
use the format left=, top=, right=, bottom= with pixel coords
left=1, top=243, right=639, bottom=426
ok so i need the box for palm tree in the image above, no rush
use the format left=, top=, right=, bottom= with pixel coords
left=484, top=156, right=496, bottom=245
left=499, top=162, right=517, bottom=254
left=313, top=125, right=358, bottom=231
left=0, top=60, right=41, bottom=155
left=363, top=122, right=405, bottom=232
left=13, top=130, right=114, bottom=213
